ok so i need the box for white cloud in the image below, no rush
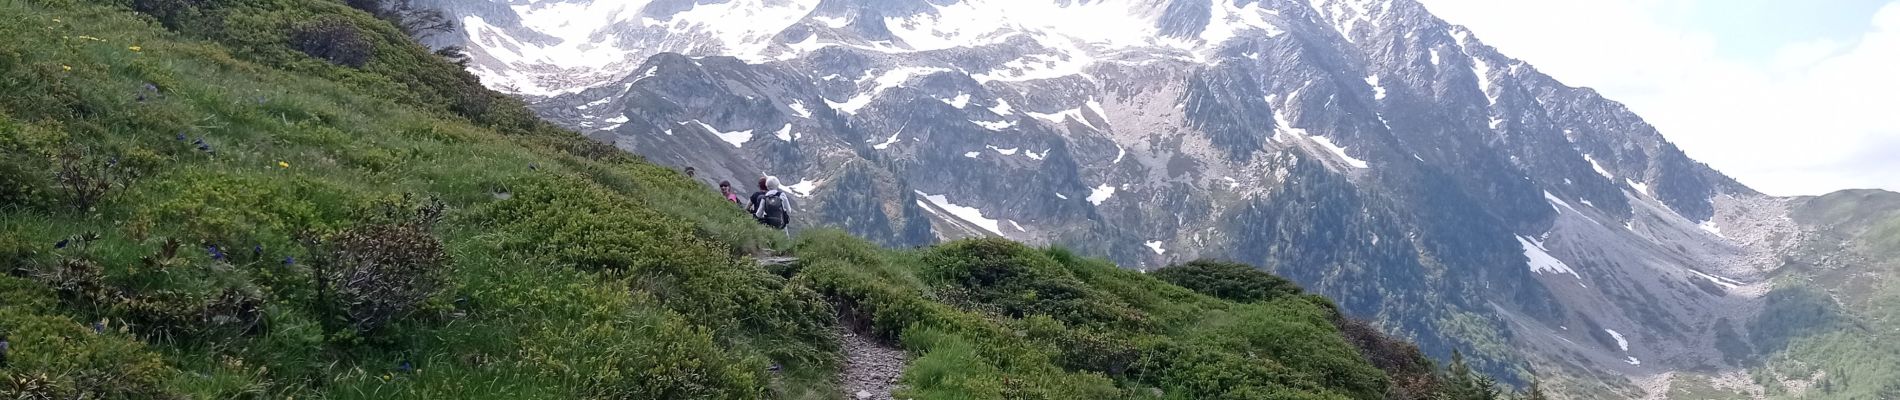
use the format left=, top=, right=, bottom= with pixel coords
left=1418, top=0, right=1900, bottom=196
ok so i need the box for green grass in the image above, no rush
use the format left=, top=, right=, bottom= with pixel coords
left=0, top=1, right=1467, bottom=399
left=1735, top=190, right=1900, bottom=400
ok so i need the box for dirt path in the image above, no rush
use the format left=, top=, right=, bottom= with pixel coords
left=837, top=324, right=906, bottom=400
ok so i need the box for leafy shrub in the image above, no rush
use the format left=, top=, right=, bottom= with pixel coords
left=289, top=16, right=374, bottom=68
left=1151, top=260, right=1304, bottom=304
left=0, top=153, right=54, bottom=211
left=922, top=238, right=1150, bottom=331
left=0, top=277, right=179, bottom=400
left=1020, top=315, right=1141, bottom=376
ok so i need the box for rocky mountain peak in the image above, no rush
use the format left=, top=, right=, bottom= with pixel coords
left=426, top=0, right=1806, bottom=395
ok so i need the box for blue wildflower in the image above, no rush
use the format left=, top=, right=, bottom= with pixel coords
left=55, top=239, right=68, bottom=249
left=252, top=244, right=263, bottom=258
left=283, top=256, right=296, bottom=266
left=176, top=132, right=187, bottom=141
left=91, top=322, right=105, bottom=334
left=206, top=245, right=225, bottom=261
left=397, top=361, right=414, bottom=373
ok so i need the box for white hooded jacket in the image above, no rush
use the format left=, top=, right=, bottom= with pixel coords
left=753, top=176, right=793, bottom=219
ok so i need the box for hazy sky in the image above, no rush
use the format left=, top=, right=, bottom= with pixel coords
left=1414, top=0, right=1900, bottom=196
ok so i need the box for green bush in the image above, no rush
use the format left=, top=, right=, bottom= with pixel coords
left=1151, top=260, right=1304, bottom=304
left=288, top=16, right=374, bottom=67
left=922, top=238, right=1150, bottom=331
left=0, top=276, right=180, bottom=400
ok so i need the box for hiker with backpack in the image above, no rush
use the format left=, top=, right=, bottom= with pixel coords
left=751, top=176, right=791, bottom=230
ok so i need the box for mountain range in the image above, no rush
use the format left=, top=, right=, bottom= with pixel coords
left=418, top=0, right=1900, bottom=397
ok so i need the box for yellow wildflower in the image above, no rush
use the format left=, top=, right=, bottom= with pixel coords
left=278, top=161, right=290, bottom=169
left=62, top=65, right=72, bottom=71
left=77, top=35, right=101, bottom=41
left=52, top=18, right=61, bottom=23
left=128, top=46, right=142, bottom=52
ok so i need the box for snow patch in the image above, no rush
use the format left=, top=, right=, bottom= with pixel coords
left=690, top=120, right=753, bottom=148
left=774, top=124, right=794, bottom=141
left=872, top=129, right=903, bottom=150
left=788, top=101, right=812, bottom=118
left=1627, top=179, right=1650, bottom=196
left=988, top=99, right=1015, bottom=116
left=964, top=151, right=981, bottom=158
left=1584, top=154, right=1614, bottom=179
left=1365, top=75, right=1386, bottom=100
left=1605, top=329, right=1630, bottom=352
left=916, top=191, right=1004, bottom=236
left=1544, top=191, right=1580, bottom=214
left=1309, top=136, right=1370, bottom=169
left=1699, top=220, right=1726, bottom=238
left=1027, top=107, right=1101, bottom=131
left=1276, top=109, right=1368, bottom=169
left=1689, top=269, right=1743, bottom=289
left=1054, top=192, right=1069, bottom=200
left=830, top=67, right=950, bottom=115
left=973, top=119, right=1017, bottom=131
left=987, top=145, right=1019, bottom=155
left=785, top=179, right=822, bottom=196
left=1145, top=241, right=1167, bottom=255
left=941, top=93, right=972, bottom=109
left=1087, top=184, right=1116, bottom=205
left=1518, top=236, right=1584, bottom=281
left=579, top=97, right=611, bottom=110
left=1625, top=357, right=1642, bottom=366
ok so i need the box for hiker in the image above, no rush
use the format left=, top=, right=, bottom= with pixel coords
left=719, top=180, right=742, bottom=206
left=752, top=176, right=791, bottom=230
left=747, top=177, right=768, bottom=214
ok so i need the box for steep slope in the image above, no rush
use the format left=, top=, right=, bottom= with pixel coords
left=0, top=1, right=1465, bottom=399
left=422, top=0, right=1900, bottom=398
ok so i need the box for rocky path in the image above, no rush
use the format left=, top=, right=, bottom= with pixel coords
left=837, top=322, right=906, bottom=400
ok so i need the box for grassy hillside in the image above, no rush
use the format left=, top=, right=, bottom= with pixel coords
left=0, top=1, right=1492, bottom=399
left=1742, top=191, right=1900, bottom=400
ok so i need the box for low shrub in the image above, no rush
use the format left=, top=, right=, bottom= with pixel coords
left=921, top=238, right=1150, bottom=331
left=317, top=220, right=449, bottom=336
left=289, top=16, right=375, bottom=68
left=1151, top=260, right=1304, bottom=304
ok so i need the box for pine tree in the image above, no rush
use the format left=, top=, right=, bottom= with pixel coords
left=1445, top=351, right=1481, bottom=400
left=1473, top=376, right=1502, bottom=400
left=1519, top=378, right=1550, bottom=400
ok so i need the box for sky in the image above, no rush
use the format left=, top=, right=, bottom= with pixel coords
left=1414, top=0, right=1900, bottom=196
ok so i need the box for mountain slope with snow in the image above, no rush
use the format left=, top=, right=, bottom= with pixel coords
left=424, top=0, right=1889, bottom=397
